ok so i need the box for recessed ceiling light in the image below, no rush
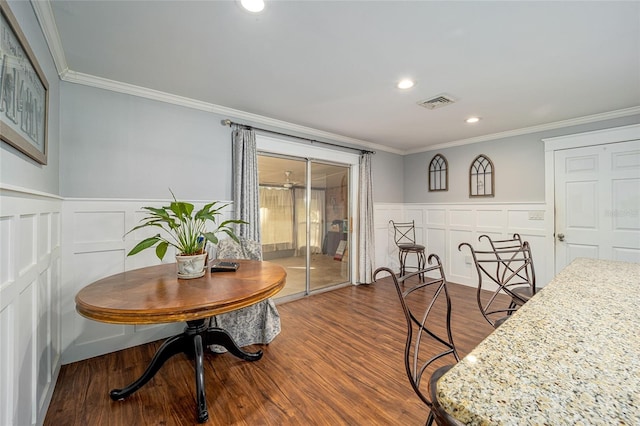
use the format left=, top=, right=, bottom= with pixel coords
left=397, top=79, right=415, bottom=90
left=241, top=0, right=265, bottom=13
left=466, top=117, right=481, bottom=124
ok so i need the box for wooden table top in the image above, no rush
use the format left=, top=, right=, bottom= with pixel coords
left=76, top=260, right=286, bottom=325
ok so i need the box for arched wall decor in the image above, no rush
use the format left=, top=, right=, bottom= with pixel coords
left=469, top=154, right=494, bottom=197
left=428, top=154, right=448, bottom=191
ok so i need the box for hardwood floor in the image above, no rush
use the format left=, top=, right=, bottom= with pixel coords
left=45, top=278, right=495, bottom=426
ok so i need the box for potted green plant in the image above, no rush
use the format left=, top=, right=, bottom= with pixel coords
left=126, top=191, right=245, bottom=279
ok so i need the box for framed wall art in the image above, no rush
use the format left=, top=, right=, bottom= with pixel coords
left=469, top=154, right=494, bottom=197
left=428, top=153, right=448, bottom=191
left=0, top=1, right=49, bottom=165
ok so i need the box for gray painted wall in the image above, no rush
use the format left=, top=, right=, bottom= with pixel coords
left=371, top=150, right=404, bottom=203
left=60, top=83, right=232, bottom=200
left=60, top=82, right=405, bottom=202
left=0, top=0, right=60, bottom=195
left=405, top=114, right=640, bottom=203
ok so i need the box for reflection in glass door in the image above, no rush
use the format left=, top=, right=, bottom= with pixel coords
left=309, top=162, right=349, bottom=292
left=257, top=155, right=350, bottom=298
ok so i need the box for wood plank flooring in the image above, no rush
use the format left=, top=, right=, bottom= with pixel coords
left=44, top=278, right=495, bottom=426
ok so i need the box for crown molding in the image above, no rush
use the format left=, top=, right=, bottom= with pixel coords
left=30, top=0, right=68, bottom=77
left=60, top=67, right=640, bottom=157
left=406, top=106, right=640, bottom=154
left=61, top=70, right=399, bottom=154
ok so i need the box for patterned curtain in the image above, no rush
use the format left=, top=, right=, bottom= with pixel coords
left=232, top=126, right=261, bottom=241
left=358, top=152, right=375, bottom=284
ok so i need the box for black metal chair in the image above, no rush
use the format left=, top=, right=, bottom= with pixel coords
left=479, top=233, right=536, bottom=306
left=390, top=220, right=426, bottom=277
left=374, top=254, right=459, bottom=426
left=458, top=239, right=536, bottom=328
left=481, top=233, right=524, bottom=253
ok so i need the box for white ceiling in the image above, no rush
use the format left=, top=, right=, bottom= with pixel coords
left=43, top=0, right=640, bottom=154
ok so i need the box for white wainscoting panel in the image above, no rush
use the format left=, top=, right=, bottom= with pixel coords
left=373, top=204, right=404, bottom=272
left=0, top=186, right=62, bottom=426
left=0, top=216, right=12, bottom=286
left=0, top=304, right=13, bottom=426
left=426, top=228, right=446, bottom=262
left=426, top=208, right=446, bottom=226
left=61, top=198, right=235, bottom=364
left=374, top=202, right=551, bottom=289
left=19, top=214, right=37, bottom=275
left=449, top=209, right=473, bottom=228
left=476, top=209, right=504, bottom=228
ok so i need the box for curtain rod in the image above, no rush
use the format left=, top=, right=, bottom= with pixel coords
left=221, top=119, right=375, bottom=155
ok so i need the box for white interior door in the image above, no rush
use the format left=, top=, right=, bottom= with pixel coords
left=554, top=140, right=640, bottom=272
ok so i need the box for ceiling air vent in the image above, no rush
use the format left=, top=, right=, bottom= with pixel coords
left=417, top=94, right=456, bottom=110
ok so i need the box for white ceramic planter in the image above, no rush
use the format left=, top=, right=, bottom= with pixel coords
left=176, top=253, right=207, bottom=279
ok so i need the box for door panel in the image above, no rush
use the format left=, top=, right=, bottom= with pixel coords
left=567, top=244, right=599, bottom=261
left=566, top=181, right=597, bottom=229
left=555, top=140, right=640, bottom=272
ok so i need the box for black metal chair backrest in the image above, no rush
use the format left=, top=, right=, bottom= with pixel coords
left=480, top=233, right=523, bottom=251
left=478, top=234, right=536, bottom=294
left=458, top=240, right=536, bottom=328
left=374, top=255, right=459, bottom=422
left=390, top=220, right=418, bottom=247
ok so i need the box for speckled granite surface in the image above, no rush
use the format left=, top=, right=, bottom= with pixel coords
left=437, top=258, right=640, bottom=425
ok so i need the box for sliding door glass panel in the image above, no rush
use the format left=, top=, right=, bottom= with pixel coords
left=258, top=156, right=307, bottom=298
left=309, top=162, right=350, bottom=292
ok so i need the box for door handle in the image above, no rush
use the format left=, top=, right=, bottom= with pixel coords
left=557, top=233, right=565, bottom=242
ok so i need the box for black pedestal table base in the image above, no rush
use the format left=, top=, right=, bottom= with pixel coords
left=109, top=319, right=262, bottom=423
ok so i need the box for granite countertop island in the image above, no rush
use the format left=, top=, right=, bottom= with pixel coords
left=437, top=257, right=640, bottom=425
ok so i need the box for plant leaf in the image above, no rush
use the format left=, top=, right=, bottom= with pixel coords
left=222, top=229, right=241, bottom=243
left=155, top=241, right=169, bottom=260
left=202, top=232, right=219, bottom=244
left=170, top=201, right=194, bottom=220
left=127, top=235, right=161, bottom=256
left=219, top=219, right=248, bottom=227
left=143, top=206, right=170, bottom=219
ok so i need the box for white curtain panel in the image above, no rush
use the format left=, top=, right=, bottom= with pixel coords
left=232, top=127, right=261, bottom=241
left=259, top=187, right=294, bottom=252
left=358, top=152, right=375, bottom=284
left=294, top=188, right=325, bottom=255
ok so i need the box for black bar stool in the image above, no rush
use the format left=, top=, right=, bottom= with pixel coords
left=374, top=254, right=460, bottom=426
left=390, top=220, right=426, bottom=278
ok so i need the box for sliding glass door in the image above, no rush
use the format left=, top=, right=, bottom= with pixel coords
left=258, top=155, right=350, bottom=298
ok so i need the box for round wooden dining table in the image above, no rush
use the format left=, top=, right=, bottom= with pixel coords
left=75, top=259, right=286, bottom=423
